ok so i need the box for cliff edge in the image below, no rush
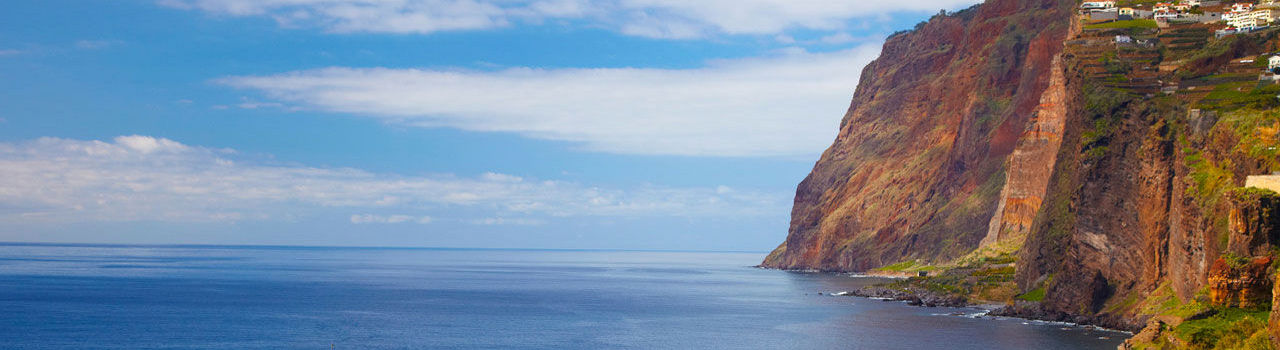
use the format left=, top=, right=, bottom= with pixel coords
left=762, top=0, right=1075, bottom=271
left=766, top=0, right=1280, bottom=347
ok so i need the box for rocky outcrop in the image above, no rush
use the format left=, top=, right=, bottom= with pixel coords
left=1206, top=256, right=1272, bottom=308
left=1226, top=187, right=1280, bottom=257
left=761, top=0, right=1075, bottom=271
left=1120, top=315, right=1185, bottom=350
left=849, top=286, right=969, bottom=308
left=981, top=54, right=1070, bottom=247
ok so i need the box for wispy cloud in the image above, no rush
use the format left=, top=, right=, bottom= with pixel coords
left=236, top=100, right=287, bottom=110
left=0, top=135, right=785, bottom=224
left=75, top=40, right=120, bottom=50
left=218, top=46, right=880, bottom=157
left=0, top=49, right=26, bottom=56
left=350, top=214, right=432, bottom=224
left=159, top=0, right=979, bottom=38
left=472, top=217, right=545, bottom=226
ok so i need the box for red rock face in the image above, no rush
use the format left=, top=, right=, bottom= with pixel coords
left=1207, top=256, right=1273, bottom=308
left=761, top=0, right=1075, bottom=271
left=1014, top=33, right=1280, bottom=327
left=982, top=53, right=1070, bottom=247
left=1227, top=191, right=1280, bottom=257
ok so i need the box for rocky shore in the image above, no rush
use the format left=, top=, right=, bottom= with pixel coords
left=844, top=285, right=969, bottom=308
left=836, top=284, right=1143, bottom=335
left=988, top=301, right=1144, bottom=333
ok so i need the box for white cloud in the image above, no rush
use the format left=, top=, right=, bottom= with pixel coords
left=75, top=40, right=119, bottom=50
left=350, top=214, right=432, bottom=224
left=219, top=46, right=880, bottom=157
left=0, top=49, right=25, bottom=56
left=472, top=217, right=545, bottom=226
left=114, top=135, right=190, bottom=154
left=819, top=32, right=859, bottom=45
left=0, top=135, right=785, bottom=224
left=612, top=0, right=975, bottom=38
left=237, top=101, right=286, bottom=110
left=159, top=0, right=978, bottom=37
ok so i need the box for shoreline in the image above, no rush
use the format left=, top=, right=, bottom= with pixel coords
left=828, top=273, right=1140, bottom=335
left=822, top=287, right=1135, bottom=336
left=761, top=266, right=1143, bottom=334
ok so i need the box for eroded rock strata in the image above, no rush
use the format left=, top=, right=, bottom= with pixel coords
left=766, top=0, right=1280, bottom=346
left=762, top=0, right=1075, bottom=271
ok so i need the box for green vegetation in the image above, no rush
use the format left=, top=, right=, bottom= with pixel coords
left=1184, top=148, right=1235, bottom=207
left=1218, top=109, right=1280, bottom=164
left=1174, top=308, right=1272, bottom=349
left=1085, top=19, right=1157, bottom=30
left=1139, top=284, right=1210, bottom=319
left=1127, top=282, right=1273, bottom=349
left=1079, top=83, right=1128, bottom=160
left=1183, top=108, right=1280, bottom=207
left=876, top=260, right=921, bottom=272
left=870, top=242, right=1022, bottom=304
left=1016, top=274, right=1052, bottom=302
left=971, top=266, right=1015, bottom=284
left=1231, top=186, right=1280, bottom=201
left=1198, top=83, right=1280, bottom=111
left=1220, top=252, right=1251, bottom=270
left=1017, top=286, right=1047, bottom=302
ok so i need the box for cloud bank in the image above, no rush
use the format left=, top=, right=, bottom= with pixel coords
left=0, top=135, right=784, bottom=224
left=220, top=46, right=880, bottom=157
left=159, top=0, right=979, bottom=38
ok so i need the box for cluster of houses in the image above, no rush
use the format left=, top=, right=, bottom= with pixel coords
left=1081, top=0, right=1220, bottom=22
left=1223, top=2, right=1277, bottom=31
left=1081, top=0, right=1280, bottom=33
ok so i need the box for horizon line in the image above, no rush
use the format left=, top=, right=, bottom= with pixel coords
left=0, top=241, right=770, bottom=254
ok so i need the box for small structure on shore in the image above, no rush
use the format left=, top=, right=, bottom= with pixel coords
left=1246, top=175, right=1280, bottom=193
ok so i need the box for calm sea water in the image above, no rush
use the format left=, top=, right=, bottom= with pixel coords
left=0, top=244, right=1127, bottom=349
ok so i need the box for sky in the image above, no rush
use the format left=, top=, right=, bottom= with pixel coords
left=0, top=0, right=979, bottom=251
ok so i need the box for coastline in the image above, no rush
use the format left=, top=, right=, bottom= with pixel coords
left=821, top=278, right=1137, bottom=336
left=790, top=270, right=1141, bottom=336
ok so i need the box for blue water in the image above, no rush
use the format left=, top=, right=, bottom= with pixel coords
left=0, top=244, right=1128, bottom=349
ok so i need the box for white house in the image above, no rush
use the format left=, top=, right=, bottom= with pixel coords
left=1225, top=9, right=1277, bottom=30
left=1155, top=10, right=1180, bottom=20
left=1082, top=1, right=1117, bottom=9
left=1184, top=0, right=1202, bottom=5
left=1155, top=2, right=1173, bottom=11
left=1269, top=56, right=1280, bottom=70
left=1233, top=3, right=1256, bottom=13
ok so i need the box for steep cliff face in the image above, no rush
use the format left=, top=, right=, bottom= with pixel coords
left=762, top=0, right=1075, bottom=271
left=765, top=0, right=1280, bottom=342
left=1013, top=22, right=1280, bottom=338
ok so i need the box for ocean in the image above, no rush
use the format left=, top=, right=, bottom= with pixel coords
left=0, top=243, right=1127, bottom=349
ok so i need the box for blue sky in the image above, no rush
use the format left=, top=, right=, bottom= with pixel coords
left=0, top=0, right=977, bottom=251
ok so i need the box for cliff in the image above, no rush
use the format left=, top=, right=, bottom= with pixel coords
left=761, top=0, right=1075, bottom=271
left=765, top=0, right=1280, bottom=347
